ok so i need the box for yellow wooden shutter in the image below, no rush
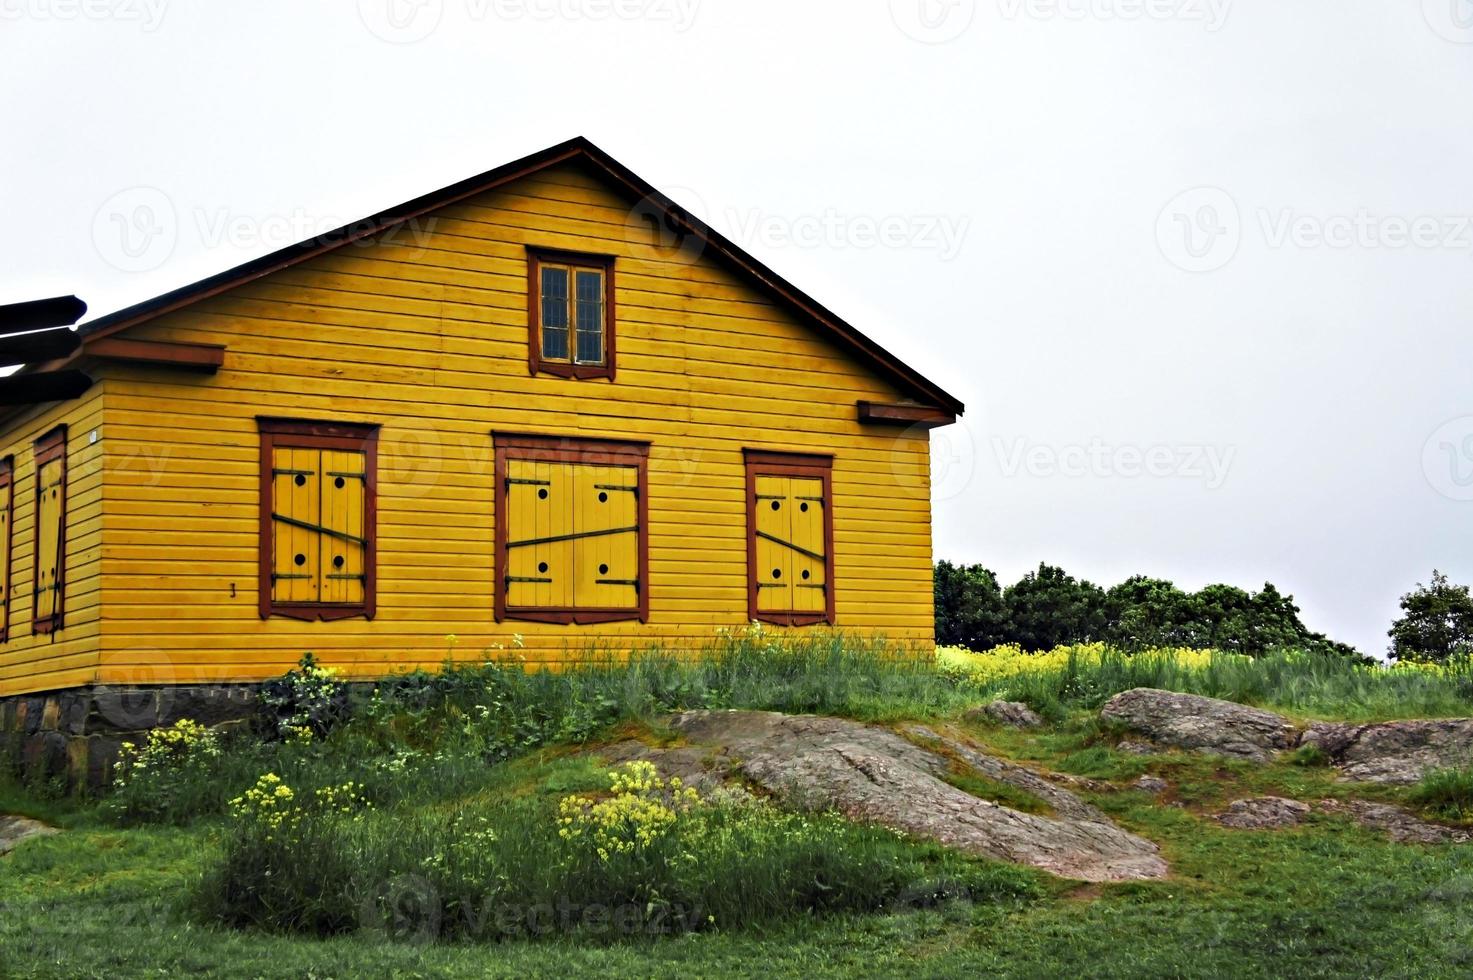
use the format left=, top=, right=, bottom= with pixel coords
left=320, top=449, right=367, bottom=605
left=271, top=446, right=321, bottom=603
left=753, top=474, right=793, bottom=613
left=789, top=476, right=827, bottom=613
left=34, top=455, right=63, bottom=621
left=505, top=459, right=576, bottom=609
left=572, top=462, right=639, bottom=610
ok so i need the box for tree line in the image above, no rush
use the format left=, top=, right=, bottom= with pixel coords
left=936, top=562, right=1473, bottom=663
left=934, top=561, right=1366, bottom=660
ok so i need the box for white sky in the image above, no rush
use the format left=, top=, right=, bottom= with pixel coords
left=3, top=0, right=1471, bottom=656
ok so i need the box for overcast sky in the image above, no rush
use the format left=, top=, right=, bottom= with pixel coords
left=4, top=1, right=1471, bottom=656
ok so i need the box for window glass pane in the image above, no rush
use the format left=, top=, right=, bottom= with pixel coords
left=540, top=266, right=569, bottom=360
left=574, top=269, right=603, bottom=364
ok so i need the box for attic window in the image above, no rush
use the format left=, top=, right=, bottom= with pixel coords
left=527, top=248, right=616, bottom=380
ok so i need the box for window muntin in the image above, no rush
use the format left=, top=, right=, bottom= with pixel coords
left=745, top=450, right=834, bottom=627
left=495, top=434, right=648, bottom=625
left=527, top=249, right=615, bottom=380
left=32, top=426, right=66, bottom=635
left=258, top=418, right=378, bottom=621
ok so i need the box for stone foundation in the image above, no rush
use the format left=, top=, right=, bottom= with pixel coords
left=0, top=684, right=262, bottom=791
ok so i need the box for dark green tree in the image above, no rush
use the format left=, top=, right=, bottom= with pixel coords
left=1388, top=570, right=1473, bottom=663
left=1003, top=563, right=1108, bottom=651
left=1180, top=582, right=1307, bottom=656
left=1104, top=576, right=1194, bottom=649
left=933, top=561, right=1009, bottom=649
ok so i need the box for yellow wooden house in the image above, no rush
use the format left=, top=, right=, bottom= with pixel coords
left=0, top=137, right=962, bottom=702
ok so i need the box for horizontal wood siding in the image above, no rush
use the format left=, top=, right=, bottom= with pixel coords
left=94, top=163, right=936, bottom=684
left=0, top=387, right=105, bottom=696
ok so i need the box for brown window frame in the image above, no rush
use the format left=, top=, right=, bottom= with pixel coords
left=526, top=247, right=617, bottom=381
left=0, top=455, right=13, bottom=644
left=493, top=432, right=649, bottom=625
left=257, top=417, right=380, bottom=622
left=32, top=426, right=67, bottom=635
left=744, top=449, right=836, bottom=627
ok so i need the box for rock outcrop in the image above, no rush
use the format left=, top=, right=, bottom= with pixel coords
left=1300, top=720, right=1473, bottom=785
left=1315, top=799, right=1472, bottom=844
left=966, top=701, right=1044, bottom=729
left=1101, top=689, right=1473, bottom=785
left=1133, top=774, right=1169, bottom=794
left=1213, top=797, right=1471, bottom=844
left=1215, top=797, right=1310, bottom=830
left=600, top=710, right=1168, bottom=883
left=1100, top=689, right=1299, bottom=762
left=0, top=815, right=57, bottom=856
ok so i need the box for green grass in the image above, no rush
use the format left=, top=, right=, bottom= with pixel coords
left=1410, top=766, right=1473, bottom=823
left=964, top=646, right=1473, bottom=722
left=6, top=729, right=1473, bottom=978
left=7, top=635, right=1473, bottom=976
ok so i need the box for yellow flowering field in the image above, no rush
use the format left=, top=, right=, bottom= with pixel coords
left=935, top=642, right=1235, bottom=686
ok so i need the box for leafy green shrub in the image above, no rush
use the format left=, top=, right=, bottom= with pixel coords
left=199, top=761, right=1041, bottom=941
left=1409, top=766, right=1473, bottom=822
left=259, top=653, right=350, bottom=740
left=105, top=719, right=223, bottom=823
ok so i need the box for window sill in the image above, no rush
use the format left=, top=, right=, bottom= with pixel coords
left=753, top=612, right=832, bottom=628
left=501, top=607, right=645, bottom=626
left=32, top=615, right=63, bottom=635
left=263, top=604, right=375, bottom=623
left=530, top=362, right=614, bottom=381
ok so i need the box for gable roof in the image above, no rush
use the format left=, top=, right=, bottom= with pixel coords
left=68, top=137, right=963, bottom=416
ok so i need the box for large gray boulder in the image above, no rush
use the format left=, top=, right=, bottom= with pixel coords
left=1100, top=689, right=1299, bottom=762
left=1301, top=719, right=1473, bottom=785
left=601, top=710, right=1167, bottom=883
